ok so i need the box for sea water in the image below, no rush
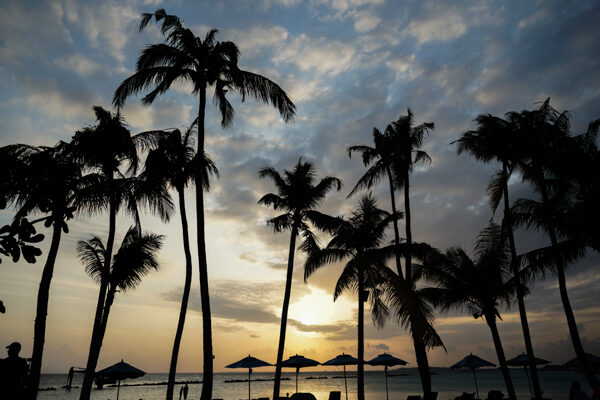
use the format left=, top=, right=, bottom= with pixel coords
left=37, top=369, right=589, bottom=400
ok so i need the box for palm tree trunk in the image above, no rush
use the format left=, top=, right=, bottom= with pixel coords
left=166, top=187, right=193, bottom=400
left=539, top=182, right=600, bottom=391
left=197, top=84, right=214, bottom=400
left=485, top=313, right=517, bottom=400
left=273, top=224, right=298, bottom=400
left=386, top=167, right=404, bottom=280
left=357, top=266, right=365, bottom=400
left=501, top=163, right=543, bottom=400
left=80, top=198, right=117, bottom=400
left=404, top=171, right=433, bottom=397
left=404, top=171, right=412, bottom=283
left=26, top=221, right=62, bottom=400
left=412, top=330, right=432, bottom=398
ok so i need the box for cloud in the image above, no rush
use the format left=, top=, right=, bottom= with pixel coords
left=405, top=11, right=467, bottom=46
left=274, top=34, right=360, bottom=77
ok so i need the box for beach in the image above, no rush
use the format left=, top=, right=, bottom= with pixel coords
left=37, top=368, right=588, bottom=400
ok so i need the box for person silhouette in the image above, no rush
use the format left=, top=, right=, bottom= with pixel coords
left=0, top=342, right=29, bottom=399
left=183, top=383, right=189, bottom=399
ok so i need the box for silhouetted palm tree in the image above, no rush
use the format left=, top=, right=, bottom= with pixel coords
left=113, top=11, right=295, bottom=397
left=455, top=113, right=544, bottom=399
left=73, top=106, right=172, bottom=400
left=387, top=110, right=435, bottom=397
left=423, top=224, right=519, bottom=400
left=78, top=226, right=163, bottom=368
left=348, top=127, right=405, bottom=279
left=1, top=143, right=85, bottom=400
left=140, top=123, right=218, bottom=400
left=258, top=159, right=341, bottom=400
left=510, top=100, right=600, bottom=392
left=303, top=195, right=393, bottom=400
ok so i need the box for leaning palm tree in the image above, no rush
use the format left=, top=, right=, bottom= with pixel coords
left=77, top=226, right=163, bottom=371
left=455, top=113, right=544, bottom=400
left=1, top=143, right=86, bottom=400
left=140, top=123, right=218, bottom=400
left=258, top=159, right=341, bottom=400
left=73, top=106, right=173, bottom=400
left=113, top=11, right=295, bottom=398
left=303, top=195, right=394, bottom=400
left=510, top=100, right=600, bottom=392
left=423, top=224, right=519, bottom=400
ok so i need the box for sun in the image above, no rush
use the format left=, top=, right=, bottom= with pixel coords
left=289, top=288, right=354, bottom=328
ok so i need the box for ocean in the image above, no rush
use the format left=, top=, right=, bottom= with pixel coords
left=37, top=368, right=589, bottom=400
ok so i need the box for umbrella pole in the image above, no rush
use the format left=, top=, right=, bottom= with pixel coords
left=385, top=366, right=389, bottom=400
left=473, top=369, right=479, bottom=399
left=116, top=379, right=121, bottom=400
left=296, top=367, right=299, bottom=393
left=524, top=366, right=533, bottom=398
left=343, top=365, right=348, bottom=400
left=248, top=368, right=252, bottom=400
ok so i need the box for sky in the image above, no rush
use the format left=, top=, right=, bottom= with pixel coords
left=1, top=0, right=599, bottom=375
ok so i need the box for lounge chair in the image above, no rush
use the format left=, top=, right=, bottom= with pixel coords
left=290, top=393, right=317, bottom=400
left=329, top=391, right=341, bottom=400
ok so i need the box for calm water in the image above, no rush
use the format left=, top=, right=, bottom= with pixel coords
left=38, top=369, right=589, bottom=400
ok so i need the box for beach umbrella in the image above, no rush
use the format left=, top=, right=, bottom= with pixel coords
left=226, top=355, right=272, bottom=400
left=367, top=353, right=408, bottom=400
left=563, top=353, right=600, bottom=369
left=96, top=359, right=145, bottom=400
left=281, top=354, right=320, bottom=393
left=451, top=353, right=495, bottom=399
left=507, top=353, right=551, bottom=398
left=323, top=353, right=358, bottom=400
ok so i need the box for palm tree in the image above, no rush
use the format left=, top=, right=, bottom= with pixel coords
left=388, top=109, right=435, bottom=397
left=140, top=123, right=218, bottom=400
left=258, top=159, right=341, bottom=400
left=77, top=226, right=163, bottom=371
left=73, top=106, right=173, bottom=400
left=303, top=195, right=394, bottom=400
left=113, top=11, right=295, bottom=398
left=348, top=127, right=405, bottom=279
left=510, top=100, right=600, bottom=392
left=455, top=113, right=544, bottom=400
left=423, top=224, right=519, bottom=400
left=1, top=143, right=85, bottom=400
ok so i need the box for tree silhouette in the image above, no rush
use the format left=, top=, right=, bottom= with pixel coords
left=77, top=226, right=163, bottom=372
left=258, top=159, right=341, bottom=400
left=113, top=11, right=295, bottom=398
left=140, top=123, right=217, bottom=400
left=455, top=111, right=544, bottom=399
left=510, top=99, right=600, bottom=392
left=1, top=143, right=85, bottom=400
left=423, top=224, right=520, bottom=400
left=303, top=195, right=394, bottom=400
left=73, top=106, right=173, bottom=400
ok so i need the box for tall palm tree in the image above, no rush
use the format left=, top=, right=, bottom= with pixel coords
left=510, top=100, right=600, bottom=392
left=113, top=11, right=295, bottom=398
left=140, top=123, right=218, bottom=400
left=423, top=224, right=519, bottom=400
left=348, top=127, right=405, bottom=280
left=455, top=113, right=544, bottom=400
left=77, top=226, right=163, bottom=370
left=303, top=195, right=393, bottom=400
left=388, top=109, right=435, bottom=397
left=73, top=106, right=172, bottom=400
left=258, top=159, right=341, bottom=400
left=1, top=143, right=86, bottom=400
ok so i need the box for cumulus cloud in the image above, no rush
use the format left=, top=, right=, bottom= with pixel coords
left=274, top=34, right=361, bottom=77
